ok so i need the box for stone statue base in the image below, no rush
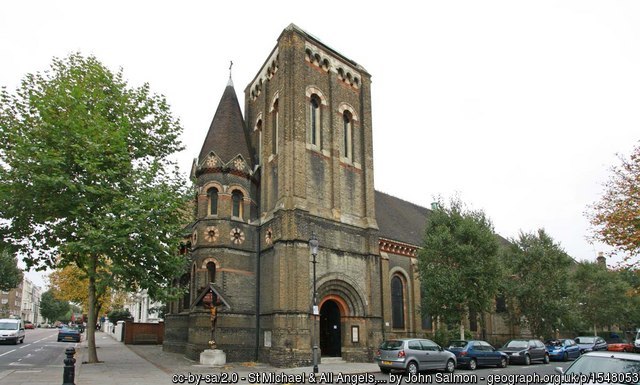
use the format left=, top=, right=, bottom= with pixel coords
left=200, top=349, right=226, bottom=367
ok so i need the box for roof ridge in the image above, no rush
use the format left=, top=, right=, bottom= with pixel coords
left=375, top=189, right=430, bottom=212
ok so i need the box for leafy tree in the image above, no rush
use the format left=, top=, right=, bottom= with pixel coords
left=0, top=246, right=22, bottom=291
left=588, top=142, right=640, bottom=267
left=40, top=290, right=71, bottom=323
left=0, top=54, right=190, bottom=363
left=417, top=197, right=502, bottom=339
left=573, top=262, right=632, bottom=335
left=502, top=229, right=575, bottom=339
left=49, top=263, right=126, bottom=318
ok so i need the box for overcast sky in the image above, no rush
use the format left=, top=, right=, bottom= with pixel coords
left=2, top=1, right=638, bottom=288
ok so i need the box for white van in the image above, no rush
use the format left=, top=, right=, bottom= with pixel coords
left=0, top=318, right=25, bottom=344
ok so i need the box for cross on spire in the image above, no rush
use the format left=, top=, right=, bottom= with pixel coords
left=227, top=60, right=234, bottom=87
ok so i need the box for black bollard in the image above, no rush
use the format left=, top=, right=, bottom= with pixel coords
left=62, top=347, right=76, bottom=385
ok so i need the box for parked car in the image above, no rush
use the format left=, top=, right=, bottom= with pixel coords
left=446, top=340, right=508, bottom=370
left=499, top=339, right=549, bottom=365
left=606, top=337, right=634, bottom=353
left=554, top=351, right=640, bottom=380
left=0, top=318, right=26, bottom=344
left=57, top=326, right=81, bottom=342
left=574, top=336, right=607, bottom=353
left=24, top=321, right=35, bottom=329
left=545, top=339, right=581, bottom=361
left=375, top=338, right=456, bottom=374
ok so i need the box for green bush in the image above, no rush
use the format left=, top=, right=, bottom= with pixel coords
left=107, top=308, right=132, bottom=324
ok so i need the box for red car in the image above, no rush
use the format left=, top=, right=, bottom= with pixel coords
left=607, top=338, right=634, bottom=352
left=24, top=322, right=35, bottom=329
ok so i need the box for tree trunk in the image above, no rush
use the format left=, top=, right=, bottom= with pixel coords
left=460, top=321, right=465, bottom=340
left=593, top=323, right=597, bottom=337
left=86, top=255, right=99, bottom=363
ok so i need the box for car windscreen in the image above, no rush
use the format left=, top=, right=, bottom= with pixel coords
left=575, top=337, right=595, bottom=344
left=0, top=322, right=18, bottom=330
left=380, top=340, right=404, bottom=350
left=448, top=340, right=468, bottom=348
left=504, top=340, right=528, bottom=348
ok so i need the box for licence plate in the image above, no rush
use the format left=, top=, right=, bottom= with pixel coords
left=382, top=361, right=392, bottom=365
left=64, top=336, right=75, bottom=340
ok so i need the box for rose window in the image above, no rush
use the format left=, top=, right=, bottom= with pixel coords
left=205, top=156, right=218, bottom=168
left=205, top=226, right=219, bottom=243
left=230, top=228, right=245, bottom=245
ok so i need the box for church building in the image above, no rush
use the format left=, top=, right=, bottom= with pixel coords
left=163, top=24, right=513, bottom=367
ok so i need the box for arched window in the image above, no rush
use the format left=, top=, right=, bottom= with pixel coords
left=206, top=262, right=216, bottom=284
left=391, top=276, right=405, bottom=329
left=309, top=95, right=321, bottom=147
left=256, top=119, right=263, bottom=164
left=272, top=99, right=279, bottom=155
left=232, top=190, right=244, bottom=218
left=343, top=111, right=353, bottom=161
left=207, top=187, right=218, bottom=216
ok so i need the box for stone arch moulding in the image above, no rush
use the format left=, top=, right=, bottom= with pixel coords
left=200, top=257, right=220, bottom=270
left=254, top=113, right=263, bottom=130
left=338, top=103, right=359, bottom=121
left=389, top=267, right=412, bottom=296
left=305, top=86, right=328, bottom=105
left=319, top=294, right=349, bottom=316
left=227, top=184, right=250, bottom=200
left=201, top=181, right=224, bottom=195
left=315, top=274, right=367, bottom=317
left=270, top=91, right=280, bottom=111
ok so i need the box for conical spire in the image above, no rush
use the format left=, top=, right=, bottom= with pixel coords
left=198, top=81, right=251, bottom=166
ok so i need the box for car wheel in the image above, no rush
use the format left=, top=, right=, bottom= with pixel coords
left=468, top=358, right=477, bottom=370
left=406, top=361, right=418, bottom=375
left=380, top=367, right=391, bottom=374
left=524, top=354, right=531, bottom=365
left=498, top=357, right=507, bottom=368
left=563, top=352, right=568, bottom=361
left=543, top=353, right=550, bottom=364
left=445, top=359, right=455, bottom=373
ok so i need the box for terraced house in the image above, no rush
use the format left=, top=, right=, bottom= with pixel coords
left=163, top=24, right=513, bottom=367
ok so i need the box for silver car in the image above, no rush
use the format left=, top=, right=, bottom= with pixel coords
left=375, top=338, right=456, bottom=374
left=554, top=351, right=640, bottom=384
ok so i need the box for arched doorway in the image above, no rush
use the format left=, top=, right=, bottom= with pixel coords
left=319, top=300, right=341, bottom=357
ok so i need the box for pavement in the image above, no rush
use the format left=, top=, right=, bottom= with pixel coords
left=68, top=331, right=380, bottom=384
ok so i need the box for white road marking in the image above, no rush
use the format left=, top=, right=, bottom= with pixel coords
left=0, top=349, right=16, bottom=357
left=19, top=343, right=32, bottom=349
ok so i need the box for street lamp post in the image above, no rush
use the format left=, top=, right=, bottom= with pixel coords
left=309, top=234, right=319, bottom=374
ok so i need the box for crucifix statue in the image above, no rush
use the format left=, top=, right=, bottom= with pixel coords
left=204, top=292, right=222, bottom=349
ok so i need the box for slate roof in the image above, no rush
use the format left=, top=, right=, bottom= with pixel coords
left=374, top=190, right=511, bottom=248
left=375, top=190, right=431, bottom=246
left=198, top=81, right=252, bottom=166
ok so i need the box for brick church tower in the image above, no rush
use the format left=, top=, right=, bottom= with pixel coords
left=164, top=24, right=383, bottom=366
